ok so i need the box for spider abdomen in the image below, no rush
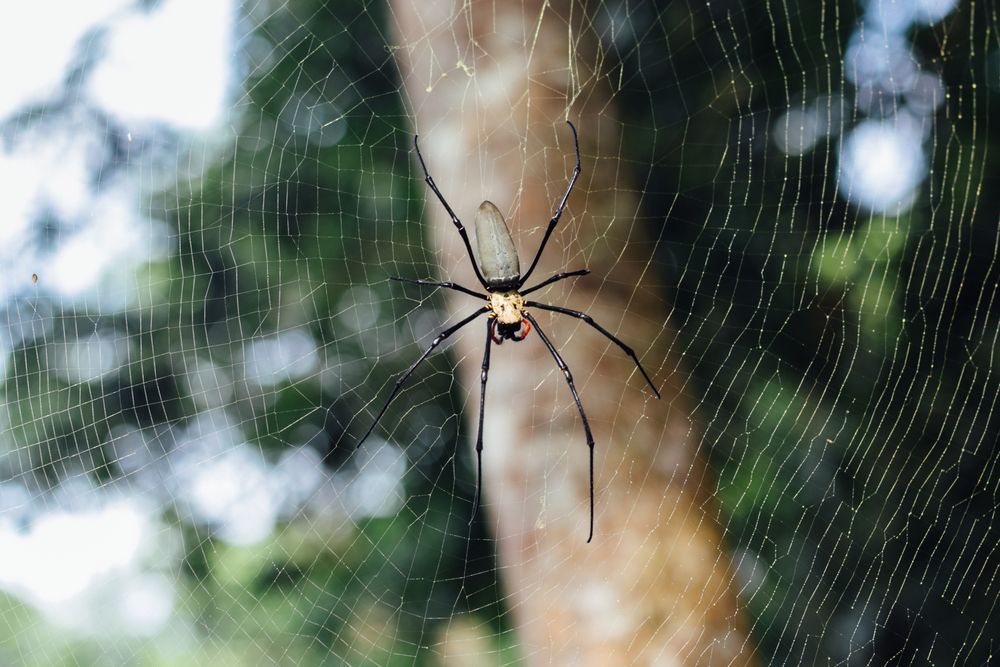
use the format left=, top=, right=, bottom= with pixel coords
left=475, top=201, right=521, bottom=290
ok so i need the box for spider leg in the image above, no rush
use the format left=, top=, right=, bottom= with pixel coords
left=526, top=301, right=662, bottom=399
left=471, top=318, right=493, bottom=523
left=524, top=312, right=596, bottom=543
left=390, top=276, right=486, bottom=300
left=518, top=121, right=581, bottom=288
left=357, top=307, right=488, bottom=447
left=413, top=136, right=489, bottom=288
left=520, top=268, right=590, bottom=296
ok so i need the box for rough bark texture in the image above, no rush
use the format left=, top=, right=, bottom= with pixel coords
left=390, top=1, right=757, bottom=664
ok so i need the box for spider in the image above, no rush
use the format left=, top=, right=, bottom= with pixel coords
left=359, top=121, right=660, bottom=542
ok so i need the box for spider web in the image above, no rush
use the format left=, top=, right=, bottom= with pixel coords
left=0, top=0, right=997, bottom=664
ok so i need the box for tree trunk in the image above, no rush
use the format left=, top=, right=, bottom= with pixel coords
left=391, top=1, right=757, bottom=664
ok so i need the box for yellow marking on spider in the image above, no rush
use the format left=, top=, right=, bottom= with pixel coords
left=488, top=291, right=526, bottom=324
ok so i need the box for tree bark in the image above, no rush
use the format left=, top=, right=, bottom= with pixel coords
left=390, top=1, right=757, bottom=664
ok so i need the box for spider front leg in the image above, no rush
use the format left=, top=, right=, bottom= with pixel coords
left=518, top=121, right=582, bottom=287
left=413, top=135, right=489, bottom=288
left=471, top=318, right=493, bottom=522
left=390, top=276, right=486, bottom=300
left=520, top=268, right=590, bottom=296
left=357, top=307, right=488, bottom=447
left=523, top=312, right=596, bottom=543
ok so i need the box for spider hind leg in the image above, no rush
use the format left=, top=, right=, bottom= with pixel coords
left=523, top=312, right=596, bottom=542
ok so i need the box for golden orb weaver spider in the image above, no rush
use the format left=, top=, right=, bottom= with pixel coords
left=359, top=121, right=660, bottom=542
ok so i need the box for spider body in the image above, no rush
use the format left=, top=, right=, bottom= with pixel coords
left=360, top=121, right=660, bottom=542
left=477, top=203, right=531, bottom=341
left=488, top=291, right=530, bottom=344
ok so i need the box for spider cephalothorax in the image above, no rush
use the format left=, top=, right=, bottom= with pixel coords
left=488, top=290, right=525, bottom=324
left=487, top=291, right=530, bottom=343
left=359, top=121, right=660, bottom=542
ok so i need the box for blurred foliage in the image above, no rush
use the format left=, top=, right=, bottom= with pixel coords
left=617, top=0, right=999, bottom=664
left=148, top=1, right=512, bottom=663
left=3, top=0, right=511, bottom=665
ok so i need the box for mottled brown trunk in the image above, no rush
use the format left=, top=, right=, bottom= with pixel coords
left=390, top=1, right=757, bottom=664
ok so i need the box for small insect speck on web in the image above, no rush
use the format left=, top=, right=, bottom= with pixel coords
left=31, top=273, right=38, bottom=283
left=535, top=495, right=547, bottom=530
